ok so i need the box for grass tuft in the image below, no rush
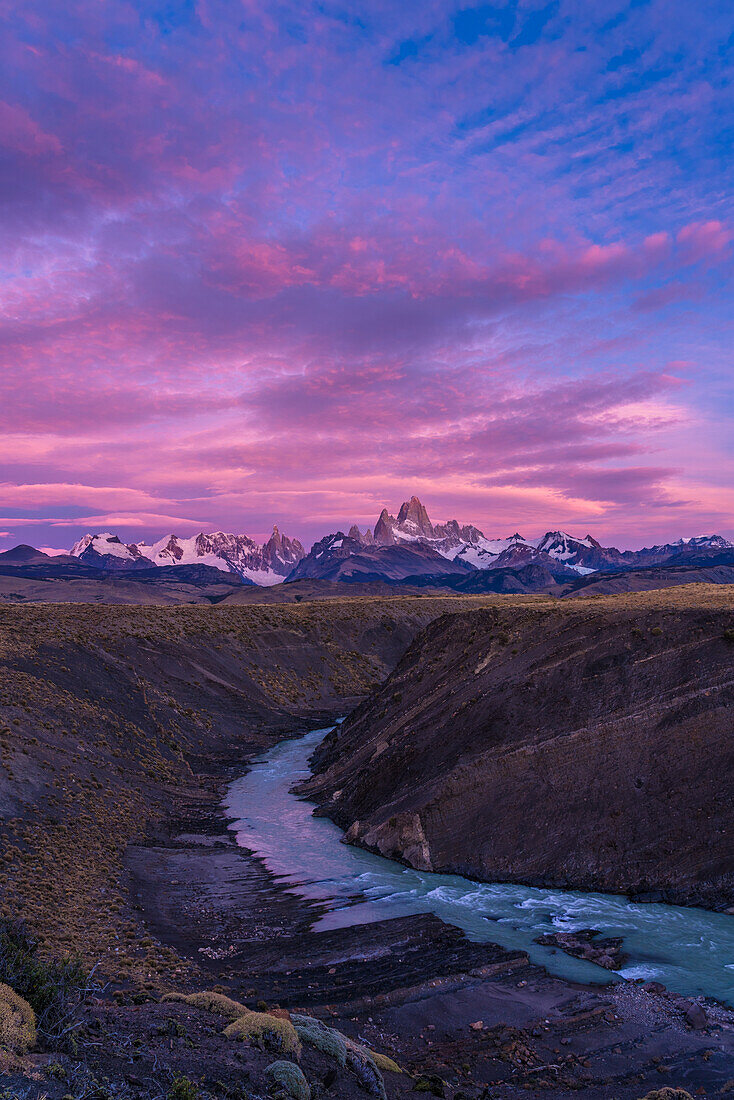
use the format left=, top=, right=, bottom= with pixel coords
left=162, top=990, right=248, bottom=1021
left=265, top=1059, right=311, bottom=1100
left=0, top=982, right=36, bottom=1055
left=224, top=1010, right=302, bottom=1058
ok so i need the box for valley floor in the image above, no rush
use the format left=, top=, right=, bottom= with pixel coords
left=1, top=598, right=734, bottom=1095
left=117, top=729, right=734, bottom=1099
left=7, top=719, right=734, bottom=1099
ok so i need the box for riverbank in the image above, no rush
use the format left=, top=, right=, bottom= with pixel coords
left=225, top=728, right=734, bottom=1004
left=3, top=702, right=734, bottom=1098
left=120, top=723, right=734, bottom=1098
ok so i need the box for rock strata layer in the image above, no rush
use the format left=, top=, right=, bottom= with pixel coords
left=299, top=587, right=734, bottom=909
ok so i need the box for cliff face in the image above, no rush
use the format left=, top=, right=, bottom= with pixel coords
left=299, top=586, right=734, bottom=909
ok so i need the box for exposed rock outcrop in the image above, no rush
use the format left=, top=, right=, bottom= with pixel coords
left=300, top=587, right=734, bottom=909
left=286, top=535, right=474, bottom=583
left=534, top=929, right=628, bottom=970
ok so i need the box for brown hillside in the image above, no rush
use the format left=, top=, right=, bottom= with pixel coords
left=0, top=594, right=526, bottom=973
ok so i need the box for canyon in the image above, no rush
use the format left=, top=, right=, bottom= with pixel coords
left=1, top=587, right=733, bottom=1098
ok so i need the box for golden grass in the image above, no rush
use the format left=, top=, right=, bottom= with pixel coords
left=0, top=984, right=36, bottom=1055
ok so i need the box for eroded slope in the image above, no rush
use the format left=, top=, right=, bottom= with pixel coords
left=0, top=595, right=522, bottom=971
left=300, top=586, right=734, bottom=909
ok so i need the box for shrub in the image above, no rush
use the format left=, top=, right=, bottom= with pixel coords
left=637, top=1090, right=694, bottom=1100
left=224, top=1011, right=301, bottom=1058
left=291, top=1014, right=347, bottom=1065
left=162, top=990, right=247, bottom=1021
left=344, top=1038, right=387, bottom=1099
left=265, top=1060, right=310, bottom=1100
left=413, top=1075, right=446, bottom=1096
left=295, top=1016, right=401, bottom=1078
left=0, top=921, right=87, bottom=1047
left=367, top=1049, right=402, bottom=1075
left=168, top=1075, right=201, bottom=1100
left=0, top=982, right=36, bottom=1054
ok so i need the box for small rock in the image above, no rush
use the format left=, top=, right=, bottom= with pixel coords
left=469, top=1021, right=484, bottom=1031
left=683, top=1003, right=708, bottom=1030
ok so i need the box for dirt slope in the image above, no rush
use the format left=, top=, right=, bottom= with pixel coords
left=300, top=585, right=734, bottom=909
left=0, top=594, right=528, bottom=970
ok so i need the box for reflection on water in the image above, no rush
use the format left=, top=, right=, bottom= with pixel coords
left=225, top=727, right=734, bottom=1004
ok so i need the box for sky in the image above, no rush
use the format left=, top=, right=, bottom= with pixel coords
left=1, top=0, right=733, bottom=552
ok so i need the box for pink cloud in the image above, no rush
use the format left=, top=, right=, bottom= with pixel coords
left=677, top=221, right=733, bottom=263
left=51, top=512, right=209, bottom=529
left=0, top=483, right=171, bottom=510
left=0, top=100, right=62, bottom=155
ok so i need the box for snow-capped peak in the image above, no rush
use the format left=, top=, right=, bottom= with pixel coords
left=70, top=526, right=305, bottom=585
left=67, top=510, right=734, bottom=587
left=536, top=531, right=600, bottom=559
left=668, top=534, right=732, bottom=551
left=70, top=532, right=148, bottom=561
left=373, top=497, right=491, bottom=558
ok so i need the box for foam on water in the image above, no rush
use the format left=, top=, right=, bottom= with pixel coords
left=225, top=727, right=734, bottom=1004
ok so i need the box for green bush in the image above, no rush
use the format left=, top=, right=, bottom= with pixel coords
left=0, top=921, right=87, bottom=1047
left=413, top=1075, right=446, bottom=1097
left=162, top=990, right=247, bottom=1020
left=265, top=1060, right=310, bottom=1100
left=224, top=1011, right=301, bottom=1058
left=291, top=1013, right=347, bottom=1065
left=168, top=1075, right=201, bottom=1100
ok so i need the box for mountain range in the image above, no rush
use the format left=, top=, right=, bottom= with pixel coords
left=69, top=527, right=305, bottom=585
left=6, top=495, right=732, bottom=590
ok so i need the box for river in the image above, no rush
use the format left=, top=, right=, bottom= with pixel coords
left=225, top=726, right=734, bottom=1005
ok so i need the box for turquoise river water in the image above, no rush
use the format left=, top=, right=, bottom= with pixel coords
left=225, top=727, right=734, bottom=1005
